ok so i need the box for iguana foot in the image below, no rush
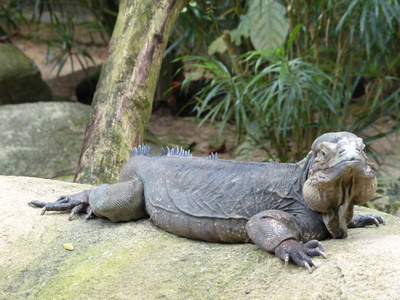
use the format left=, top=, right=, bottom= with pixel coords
left=275, top=239, right=326, bottom=273
left=29, top=190, right=93, bottom=220
left=349, top=214, right=386, bottom=228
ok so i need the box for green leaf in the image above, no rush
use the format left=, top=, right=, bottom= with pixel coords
left=207, top=36, right=227, bottom=55
left=286, top=24, right=302, bottom=54
left=230, top=15, right=250, bottom=46
left=247, top=0, right=289, bottom=51
left=63, top=243, right=74, bottom=251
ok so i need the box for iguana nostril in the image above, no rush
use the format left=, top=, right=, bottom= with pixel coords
left=339, top=149, right=345, bottom=154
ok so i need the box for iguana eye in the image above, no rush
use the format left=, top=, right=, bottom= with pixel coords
left=321, top=149, right=328, bottom=157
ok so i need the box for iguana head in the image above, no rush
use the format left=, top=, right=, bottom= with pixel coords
left=303, top=132, right=377, bottom=239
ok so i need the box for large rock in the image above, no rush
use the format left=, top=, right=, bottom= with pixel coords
left=0, top=43, right=52, bottom=104
left=1, top=176, right=399, bottom=299
left=0, top=102, right=90, bottom=178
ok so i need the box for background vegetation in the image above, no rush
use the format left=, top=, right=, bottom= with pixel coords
left=181, top=0, right=400, bottom=214
left=1, top=0, right=400, bottom=213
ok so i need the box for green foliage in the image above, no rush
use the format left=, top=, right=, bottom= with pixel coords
left=0, top=1, right=23, bottom=37
left=247, top=0, right=289, bottom=51
left=1, top=0, right=116, bottom=75
left=185, top=48, right=345, bottom=161
left=182, top=0, right=400, bottom=213
left=184, top=0, right=400, bottom=156
left=208, top=0, right=289, bottom=55
left=170, top=0, right=241, bottom=58
left=374, top=173, right=400, bottom=215
left=335, top=0, right=400, bottom=67
left=40, top=13, right=97, bottom=77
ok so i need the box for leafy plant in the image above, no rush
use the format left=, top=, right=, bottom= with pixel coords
left=372, top=165, right=400, bottom=215
left=0, top=2, right=20, bottom=38
left=0, top=0, right=116, bottom=75
left=184, top=47, right=347, bottom=161
left=208, top=0, right=289, bottom=55
left=169, top=0, right=243, bottom=59
left=182, top=0, right=400, bottom=213
left=184, top=0, right=400, bottom=156
left=38, top=13, right=98, bottom=76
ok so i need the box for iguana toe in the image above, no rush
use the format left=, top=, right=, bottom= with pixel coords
left=275, top=239, right=325, bottom=272
left=69, top=203, right=86, bottom=220
left=350, top=214, right=386, bottom=228
left=85, top=207, right=95, bottom=221
left=303, top=240, right=326, bottom=258
left=374, top=215, right=386, bottom=226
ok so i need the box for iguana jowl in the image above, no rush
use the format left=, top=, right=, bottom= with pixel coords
left=30, top=132, right=385, bottom=271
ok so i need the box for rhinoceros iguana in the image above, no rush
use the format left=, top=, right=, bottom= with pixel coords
left=30, top=131, right=385, bottom=271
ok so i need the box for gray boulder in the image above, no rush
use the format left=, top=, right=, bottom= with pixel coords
left=0, top=43, right=52, bottom=104
left=1, top=175, right=399, bottom=300
left=0, top=102, right=90, bottom=178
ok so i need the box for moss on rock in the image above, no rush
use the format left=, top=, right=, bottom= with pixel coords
left=0, top=102, right=90, bottom=178
left=1, top=176, right=400, bottom=299
left=0, top=43, right=52, bottom=104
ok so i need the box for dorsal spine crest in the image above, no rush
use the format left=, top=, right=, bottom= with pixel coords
left=161, top=146, right=192, bottom=157
left=131, top=144, right=151, bottom=156
left=204, top=152, right=218, bottom=160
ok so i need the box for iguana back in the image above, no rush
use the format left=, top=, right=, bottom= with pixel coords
left=119, top=151, right=322, bottom=242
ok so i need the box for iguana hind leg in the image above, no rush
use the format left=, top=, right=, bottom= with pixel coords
left=88, top=180, right=147, bottom=222
left=29, top=190, right=92, bottom=220
left=30, top=180, right=147, bottom=222
left=245, top=210, right=326, bottom=272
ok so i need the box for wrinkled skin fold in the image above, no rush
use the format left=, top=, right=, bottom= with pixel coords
left=29, top=132, right=385, bottom=272
left=302, top=132, right=377, bottom=238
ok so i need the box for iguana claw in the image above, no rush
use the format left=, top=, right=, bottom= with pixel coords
left=304, top=262, right=312, bottom=273
left=275, top=239, right=325, bottom=272
left=318, top=250, right=327, bottom=259
left=284, top=256, right=289, bottom=267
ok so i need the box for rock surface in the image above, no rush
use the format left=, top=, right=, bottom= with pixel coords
left=0, top=43, right=52, bottom=105
left=0, top=102, right=90, bottom=178
left=1, top=176, right=400, bottom=299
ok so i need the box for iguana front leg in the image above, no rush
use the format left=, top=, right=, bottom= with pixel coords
left=29, top=190, right=93, bottom=220
left=245, top=210, right=325, bottom=272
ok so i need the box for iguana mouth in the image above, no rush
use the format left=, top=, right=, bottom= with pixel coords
left=328, top=159, right=365, bottom=172
left=307, top=159, right=370, bottom=186
left=330, top=159, right=363, bottom=168
left=329, top=159, right=374, bottom=179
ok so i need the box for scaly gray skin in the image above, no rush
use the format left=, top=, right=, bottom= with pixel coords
left=30, top=132, right=385, bottom=272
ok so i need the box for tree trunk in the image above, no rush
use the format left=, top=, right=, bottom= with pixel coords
left=75, top=0, right=190, bottom=184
